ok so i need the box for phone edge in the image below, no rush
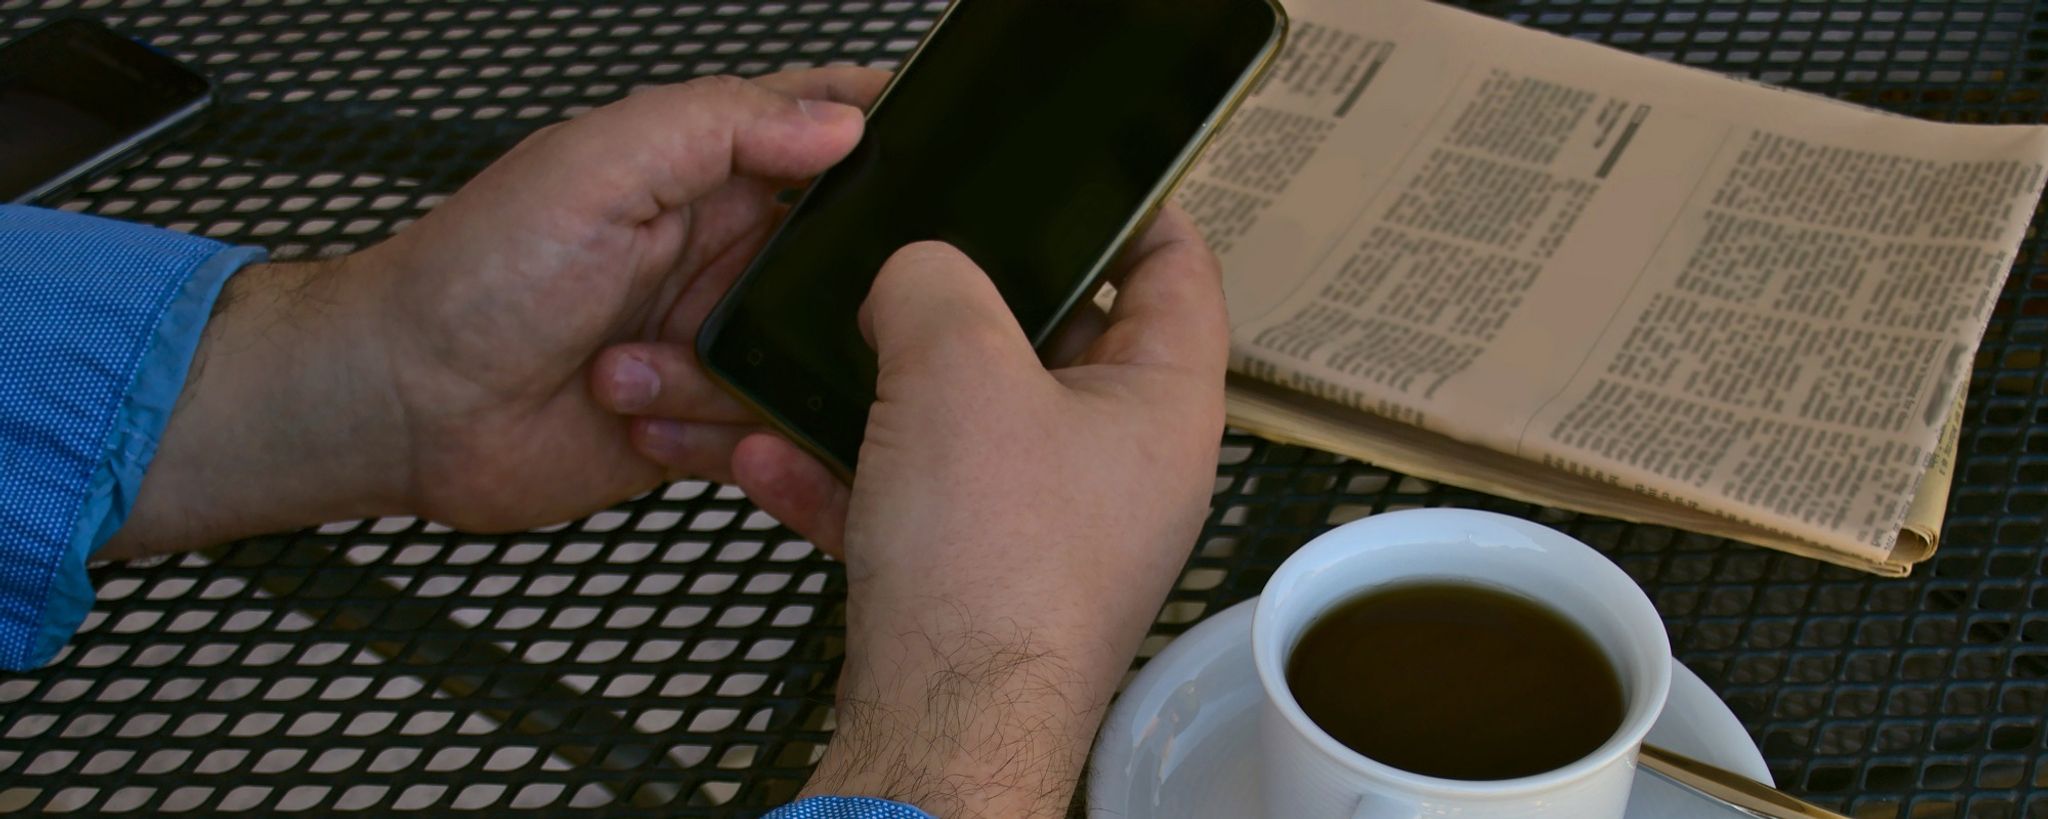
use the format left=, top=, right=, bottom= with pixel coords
left=15, top=93, right=213, bottom=205
left=7, top=16, right=218, bottom=205
left=1026, top=0, right=1291, bottom=349
left=693, top=0, right=968, bottom=483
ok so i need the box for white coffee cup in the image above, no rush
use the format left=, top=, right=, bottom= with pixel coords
left=1252, top=508, right=1672, bottom=819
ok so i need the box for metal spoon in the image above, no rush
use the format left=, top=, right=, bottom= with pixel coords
left=1641, top=745, right=1851, bottom=819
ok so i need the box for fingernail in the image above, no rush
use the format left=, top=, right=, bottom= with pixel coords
left=639, top=419, right=692, bottom=460
left=611, top=355, right=661, bottom=412
left=799, top=98, right=861, bottom=124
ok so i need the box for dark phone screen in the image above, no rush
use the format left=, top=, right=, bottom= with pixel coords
left=706, top=0, right=1280, bottom=469
left=0, top=19, right=211, bottom=201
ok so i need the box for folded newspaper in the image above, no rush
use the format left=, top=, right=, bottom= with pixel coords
left=1177, top=0, right=2048, bottom=575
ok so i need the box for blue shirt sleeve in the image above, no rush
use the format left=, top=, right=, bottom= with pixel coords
left=0, top=204, right=265, bottom=671
left=763, top=796, right=936, bottom=819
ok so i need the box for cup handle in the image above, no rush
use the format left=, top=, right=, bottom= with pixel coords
left=1351, top=792, right=1420, bottom=819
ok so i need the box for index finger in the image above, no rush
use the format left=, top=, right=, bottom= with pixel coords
left=515, top=75, right=866, bottom=226
left=1079, top=205, right=1231, bottom=377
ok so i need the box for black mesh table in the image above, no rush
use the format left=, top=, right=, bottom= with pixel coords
left=2, top=1, right=2045, bottom=816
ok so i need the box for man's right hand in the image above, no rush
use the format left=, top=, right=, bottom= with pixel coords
left=624, top=209, right=1231, bottom=817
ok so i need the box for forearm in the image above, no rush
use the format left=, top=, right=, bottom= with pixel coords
left=801, top=603, right=1131, bottom=818
left=101, top=257, right=411, bottom=559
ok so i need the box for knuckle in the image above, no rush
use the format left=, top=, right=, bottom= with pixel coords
left=621, top=81, right=694, bottom=109
left=948, top=320, right=1021, bottom=359
left=686, top=73, right=754, bottom=97
left=527, top=121, right=569, bottom=141
left=886, top=302, right=1020, bottom=374
left=499, top=121, right=567, bottom=161
left=1093, top=322, right=1173, bottom=365
left=653, top=74, right=769, bottom=112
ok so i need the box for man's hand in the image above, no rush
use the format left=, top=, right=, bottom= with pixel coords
left=736, top=212, right=1230, bottom=817
left=104, top=67, right=889, bottom=558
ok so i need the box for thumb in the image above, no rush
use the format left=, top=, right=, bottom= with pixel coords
left=542, top=74, right=866, bottom=222
left=858, top=242, right=1039, bottom=380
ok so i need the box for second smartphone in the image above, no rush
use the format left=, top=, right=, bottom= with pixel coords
left=0, top=18, right=213, bottom=202
left=698, top=0, right=1289, bottom=475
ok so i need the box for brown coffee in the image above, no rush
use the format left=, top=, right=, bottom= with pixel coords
left=1284, top=581, right=1626, bottom=781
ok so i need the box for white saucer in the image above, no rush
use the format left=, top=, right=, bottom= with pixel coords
left=1090, top=599, right=1772, bottom=818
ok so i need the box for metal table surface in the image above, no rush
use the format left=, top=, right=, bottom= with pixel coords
left=2, top=0, right=2045, bottom=816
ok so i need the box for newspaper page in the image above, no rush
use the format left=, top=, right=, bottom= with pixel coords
left=1186, top=0, right=2048, bottom=573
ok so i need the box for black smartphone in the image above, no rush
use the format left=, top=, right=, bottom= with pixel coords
left=0, top=17, right=214, bottom=203
left=698, top=0, right=1288, bottom=477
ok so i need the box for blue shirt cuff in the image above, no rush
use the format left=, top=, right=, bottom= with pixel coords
left=0, top=204, right=264, bottom=670
left=763, top=796, right=937, bottom=819
left=34, top=245, right=260, bottom=666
